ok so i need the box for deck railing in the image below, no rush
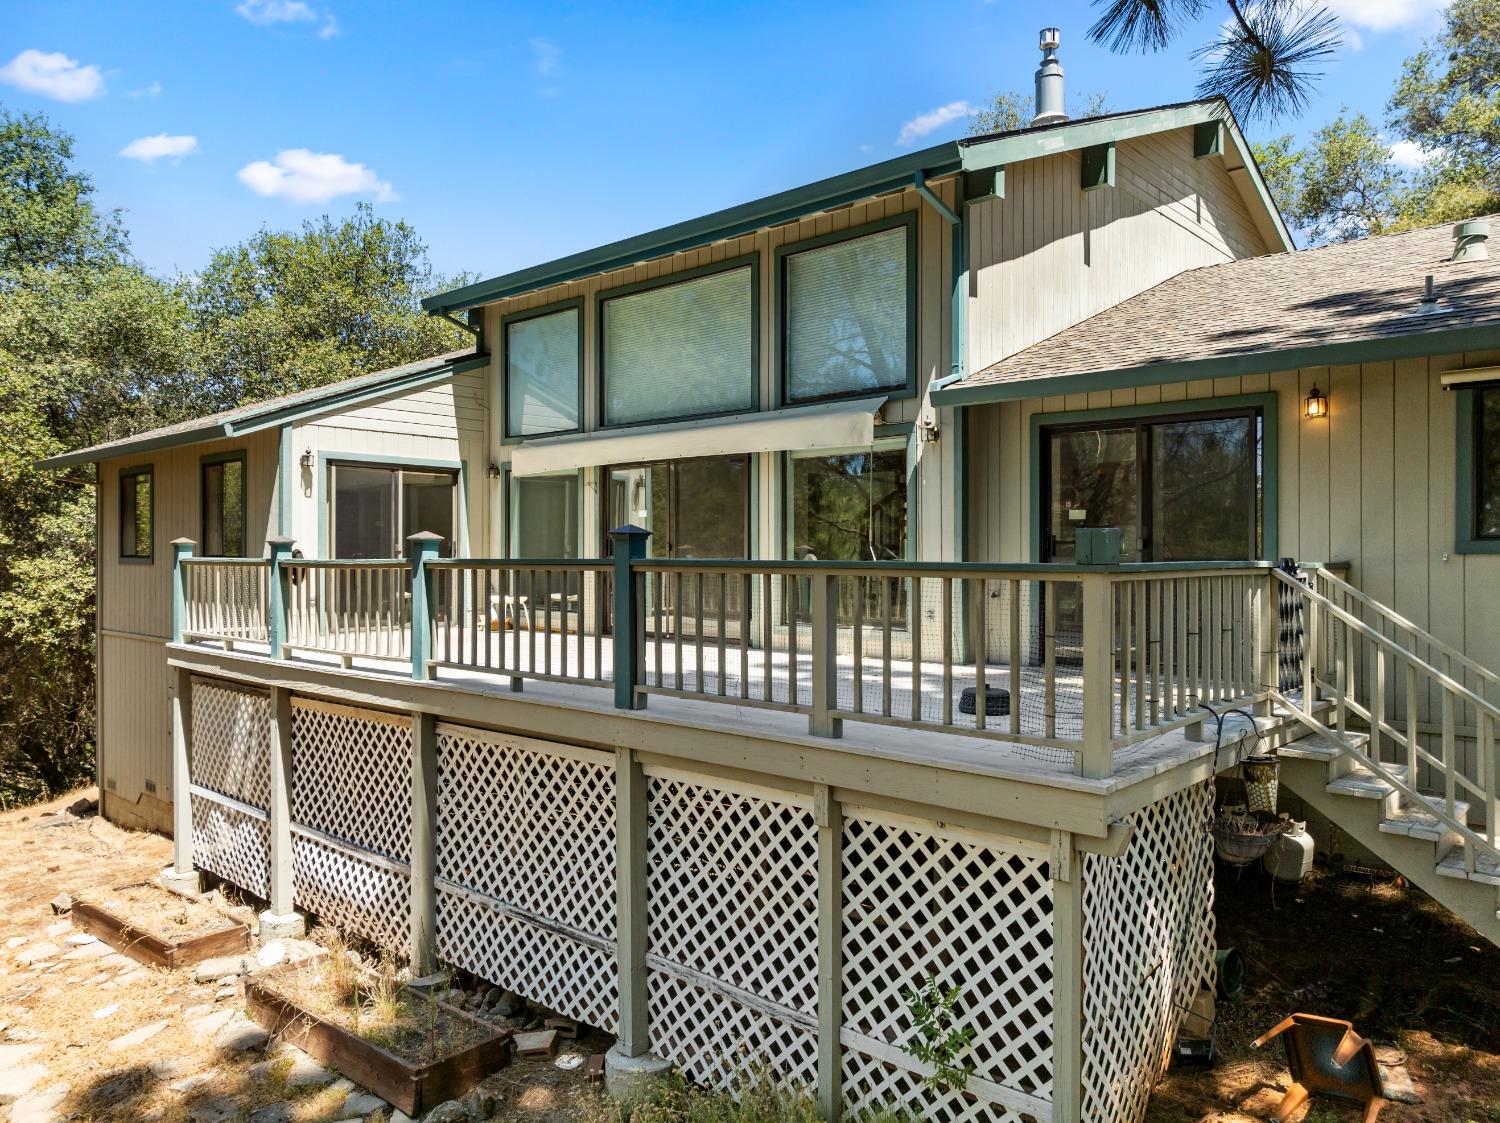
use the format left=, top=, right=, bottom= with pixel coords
left=177, top=555, right=270, bottom=646
left=169, top=531, right=1281, bottom=778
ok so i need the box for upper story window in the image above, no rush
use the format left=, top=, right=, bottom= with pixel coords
left=1473, top=385, right=1500, bottom=541
left=601, top=262, right=755, bottom=427
left=505, top=304, right=580, bottom=438
left=782, top=221, right=913, bottom=405
left=119, top=465, right=153, bottom=561
left=201, top=454, right=246, bottom=557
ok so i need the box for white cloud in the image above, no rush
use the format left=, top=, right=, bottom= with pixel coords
left=1389, top=139, right=1433, bottom=170
left=1323, top=0, right=1445, bottom=32
left=237, top=148, right=397, bottom=203
left=128, top=80, right=163, bottom=99
left=897, top=100, right=972, bottom=146
left=236, top=0, right=338, bottom=37
left=317, top=14, right=339, bottom=38
left=530, top=38, right=560, bottom=77
left=120, top=134, right=199, bottom=164
left=0, top=49, right=106, bottom=102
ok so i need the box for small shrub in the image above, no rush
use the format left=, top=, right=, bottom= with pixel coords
left=902, top=975, right=974, bottom=1093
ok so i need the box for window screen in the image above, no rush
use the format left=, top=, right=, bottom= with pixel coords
left=1478, top=386, right=1500, bottom=539
left=512, top=475, right=580, bottom=559
left=202, top=457, right=245, bottom=557
left=602, top=266, right=754, bottom=426
left=506, top=307, right=580, bottom=436
left=120, top=467, right=153, bottom=560
left=784, top=226, right=909, bottom=403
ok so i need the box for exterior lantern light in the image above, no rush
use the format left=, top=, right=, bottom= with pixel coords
left=1303, top=384, right=1328, bottom=419
left=487, top=461, right=501, bottom=480
left=299, top=447, right=314, bottom=470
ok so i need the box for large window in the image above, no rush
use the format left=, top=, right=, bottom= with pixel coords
left=330, top=463, right=457, bottom=558
left=1475, top=386, right=1500, bottom=540
left=606, top=457, right=751, bottom=559
left=511, top=473, right=580, bottom=559
left=119, top=465, right=153, bottom=561
left=601, top=263, right=755, bottom=426
left=782, top=222, right=913, bottom=404
left=1041, top=408, right=1263, bottom=563
left=505, top=304, right=580, bottom=437
left=787, top=446, right=908, bottom=562
left=201, top=454, right=246, bottom=557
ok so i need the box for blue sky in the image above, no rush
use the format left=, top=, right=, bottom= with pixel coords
left=3, top=0, right=1449, bottom=284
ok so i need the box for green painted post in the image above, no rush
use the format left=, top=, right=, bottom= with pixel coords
left=266, top=536, right=294, bottom=658
left=170, top=539, right=195, bottom=644
left=408, top=532, right=443, bottom=682
left=610, top=525, right=651, bottom=711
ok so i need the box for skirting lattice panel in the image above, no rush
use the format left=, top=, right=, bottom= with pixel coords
left=1081, top=781, right=1216, bottom=1123
left=290, top=699, right=412, bottom=949
left=645, top=772, right=819, bottom=1091
left=840, top=811, right=1054, bottom=1123
left=190, top=679, right=271, bottom=897
left=434, top=724, right=618, bottom=1031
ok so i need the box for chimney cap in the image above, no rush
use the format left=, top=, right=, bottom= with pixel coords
left=1453, top=218, right=1490, bottom=262
left=1040, top=27, right=1060, bottom=50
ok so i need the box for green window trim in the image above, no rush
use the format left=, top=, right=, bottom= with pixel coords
left=595, top=254, right=761, bottom=431
left=772, top=212, right=920, bottom=408
left=1455, top=383, right=1500, bottom=554
left=118, top=464, right=154, bottom=563
left=200, top=450, right=248, bottom=558
left=1027, top=393, right=1278, bottom=562
left=501, top=298, right=585, bottom=441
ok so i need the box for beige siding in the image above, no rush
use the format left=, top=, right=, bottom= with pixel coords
left=965, top=126, right=1274, bottom=377
left=97, top=430, right=279, bottom=826
left=966, top=349, right=1500, bottom=676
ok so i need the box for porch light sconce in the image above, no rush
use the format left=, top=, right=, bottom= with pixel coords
left=918, top=415, right=940, bottom=443
left=299, top=447, right=314, bottom=470
left=487, top=461, right=501, bottom=480
left=1303, top=384, right=1328, bottom=420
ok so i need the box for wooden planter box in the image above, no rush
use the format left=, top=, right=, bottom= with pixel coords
left=72, top=883, right=250, bottom=969
left=245, top=974, right=513, bottom=1116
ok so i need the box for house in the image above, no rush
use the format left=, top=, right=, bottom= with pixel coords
left=40, top=34, right=1500, bottom=1123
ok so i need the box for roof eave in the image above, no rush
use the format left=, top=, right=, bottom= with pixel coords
left=932, top=320, right=1500, bottom=407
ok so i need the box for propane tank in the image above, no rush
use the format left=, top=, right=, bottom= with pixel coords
left=1263, top=816, right=1315, bottom=882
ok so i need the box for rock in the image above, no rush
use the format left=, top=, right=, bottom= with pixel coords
left=63, top=933, right=97, bottom=946
left=465, top=1091, right=499, bottom=1120
left=248, top=1105, right=291, bottom=1123
left=483, top=986, right=503, bottom=1007
left=283, top=1055, right=332, bottom=1088
left=5, top=1027, right=40, bottom=1042
left=48, top=895, right=70, bottom=915
left=424, top=1101, right=467, bottom=1123
left=42, top=922, right=69, bottom=939
left=214, top=1016, right=269, bottom=1053
left=148, top=1057, right=191, bottom=1080
left=81, top=971, right=111, bottom=986
left=255, top=941, right=286, bottom=968
left=92, top=1002, right=119, bottom=1020
left=67, top=797, right=97, bottom=817
left=215, top=985, right=238, bottom=1001
left=14, top=943, right=58, bottom=966
left=279, top=938, right=325, bottom=967
left=388, top=1111, right=416, bottom=1123
left=107, top=1020, right=168, bottom=1052
left=190, top=1009, right=236, bottom=1036
left=513, top=1029, right=557, bottom=1057
left=10, top=1084, right=67, bottom=1123
left=544, top=1015, right=579, bottom=1039
left=343, top=1091, right=388, bottom=1115
left=493, top=991, right=522, bottom=1017
left=169, top=1068, right=221, bottom=1094
left=60, top=941, right=110, bottom=961
left=188, top=1096, right=243, bottom=1123
left=2, top=985, right=40, bottom=1002
left=5, top=936, right=26, bottom=948
left=192, top=956, right=251, bottom=983
left=0, top=1062, right=47, bottom=1104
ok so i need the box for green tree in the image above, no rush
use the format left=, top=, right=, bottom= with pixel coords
left=968, top=90, right=1113, bottom=137
left=185, top=205, right=471, bottom=411
left=1258, top=113, right=1405, bottom=243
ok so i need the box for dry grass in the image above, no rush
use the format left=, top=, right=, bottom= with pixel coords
left=77, top=879, right=245, bottom=943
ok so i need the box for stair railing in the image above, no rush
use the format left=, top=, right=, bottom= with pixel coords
left=1272, top=567, right=1500, bottom=873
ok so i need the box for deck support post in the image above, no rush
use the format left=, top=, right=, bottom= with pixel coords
left=610, top=525, right=651, bottom=711
left=162, top=664, right=201, bottom=895
left=809, top=574, right=843, bottom=739
left=1079, top=573, right=1115, bottom=779
left=1256, top=568, right=1280, bottom=717
left=407, top=532, right=443, bottom=682
left=1050, top=828, right=1085, bottom=1123
left=409, top=710, right=439, bottom=977
left=259, top=685, right=304, bottom=940
left=267, top=536, right=294, bottom=659
left=170, top=538, right=195, bottom=645
left=815, top=783, right=844, bottom=1121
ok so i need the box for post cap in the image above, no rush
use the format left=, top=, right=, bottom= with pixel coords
left=406, top=531, right=445, bottom=542
left=609, top=524, right=653, bottom=538
left=169, top=537, right=197, bottom=547
left=266, top=536, right=296, bottom=547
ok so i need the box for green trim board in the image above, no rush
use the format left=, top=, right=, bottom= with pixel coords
left=500, top=297, right=585, bottom=441
left=1194, top=121, right=1223, bottom=159
left=1081, top=143, right=1115, bottom=191
left=198, top=449, right=248, bottom=558
left=934, top=322, right=1500, bottom=408
left=118, top=463, right=154, bottom=563
left=1025, top=393, right=1279, bottom=563
left=314, top=451, right=469, bottom=559
left=771, top=213, right=920, bottom=409
left=594, top=253, right=762, bottom=430
left=277, top=426, right=293, bottom=540
left=1454, top=384, right=1500, bottom=554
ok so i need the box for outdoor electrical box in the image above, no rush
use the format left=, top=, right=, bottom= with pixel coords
left=1076, top=527, right=1122, bottom=565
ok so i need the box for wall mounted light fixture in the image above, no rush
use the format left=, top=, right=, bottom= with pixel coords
left=488, top=461, right=501, bottom=480
left=1303, top=384, right=1328, bottom=420
left=299, top=447, right=314, bottom=470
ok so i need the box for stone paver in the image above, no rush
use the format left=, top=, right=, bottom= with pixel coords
left=107, top=1019, right=168, bottom=1052
left=14, top=943, right=57, bottom=965
left=168, top=1068, right=221, bottom=1093
left=215, top=1015, right=269, bottom=1053
left=0, top=1063, right=47, bottom=1104
left=60, top=941, right=110, bottom=961
left=189, top=1009, right=235, bottom=1036
left=92, top=1002, right=119, bottom=1019
left=344, top=1090, right=389, bottom=1114
left=284, top=1055, right=333, bottom=1088
left=10, top=1085, right=67, bottom=1123
left=188, top=1095, right=243, bottom=1123
left=191, top=956, right=251, bottom=983
left=248, top=1103, right=291, bottom=1123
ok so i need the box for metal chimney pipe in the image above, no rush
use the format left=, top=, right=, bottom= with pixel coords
left=1032, top=28, right=1067, bottom=127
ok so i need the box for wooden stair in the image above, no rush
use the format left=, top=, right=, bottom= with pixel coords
left=1275, top=732, right=1500, bottom=946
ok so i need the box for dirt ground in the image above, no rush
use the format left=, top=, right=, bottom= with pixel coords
left=0, top=789, right=604, bottom=1123
left=1149, top=863, right=1500, bottom=1122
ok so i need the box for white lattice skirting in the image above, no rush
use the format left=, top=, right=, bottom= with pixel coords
left=185, top=675, right=1215, bottom=1123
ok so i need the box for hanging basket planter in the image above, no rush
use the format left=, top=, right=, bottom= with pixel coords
left=1208, top=812, right=1291, bottom=867
left=1241, top=755, right=1282, bottom=815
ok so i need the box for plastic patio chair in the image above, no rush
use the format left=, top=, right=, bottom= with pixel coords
left=1252, top=1012, right=1385, bottom=1122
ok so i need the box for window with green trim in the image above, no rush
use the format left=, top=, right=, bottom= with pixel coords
left=787, top=445, right=908, bottom=563
left=201, top=455, right=246, bottom=557
left=601, top=265, right=754, bottom=426
left=505, top=306, right=580, bottom=437
left=511, top=474, right=579, bottom=559
left=1476, top=385, right=1500, bottom=539
left=783, top=226, right=909, bottom=404
left=119, top=466, right=153, bottom=560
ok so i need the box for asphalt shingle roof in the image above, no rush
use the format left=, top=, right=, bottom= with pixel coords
left=951, top=217, right=1500, bottom=397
